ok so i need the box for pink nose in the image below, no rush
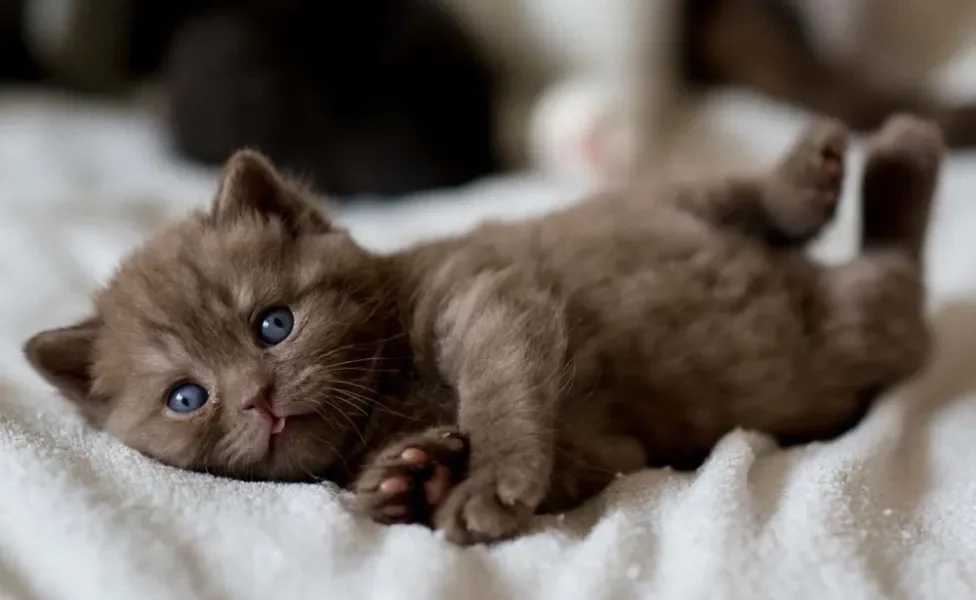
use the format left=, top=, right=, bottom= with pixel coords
left=242, top=385, right=276, bottom=416
left=242, top=386, right=286, bottom=434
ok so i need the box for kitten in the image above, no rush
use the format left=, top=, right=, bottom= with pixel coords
left=0, top=0, right=41, bottom=83
left=163, top=0, right=499, bottom=196
left=19, top=0, right=499, bottom=196
left=24, top=113, right=941, bottom=545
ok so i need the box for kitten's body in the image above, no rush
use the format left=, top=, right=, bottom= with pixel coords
left=25, top=114, right=940, bottom=544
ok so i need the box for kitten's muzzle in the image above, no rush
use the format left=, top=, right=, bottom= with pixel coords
left=242, top=385, right=286, bottom=434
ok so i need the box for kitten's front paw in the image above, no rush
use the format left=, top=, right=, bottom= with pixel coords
left=769, top=118, right=850, bottom=243
left=433, top=466, right=538, bottom=545
left=354, top=427, right=469, bottom=526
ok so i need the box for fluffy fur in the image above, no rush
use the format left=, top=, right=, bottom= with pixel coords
left=25, top=114, right=941, bottom=545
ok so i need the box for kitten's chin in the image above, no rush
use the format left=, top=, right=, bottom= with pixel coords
left=176, top=402, right=375, bottom=484
left=257, top=431, right=342, bottom=483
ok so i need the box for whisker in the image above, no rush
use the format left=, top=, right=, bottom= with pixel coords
left=333, top=387, right=420, bottom=422
left=326, top=392, right=370, bottom=418
left=308, top=332, right=410, bottom=367
left=322, top=399, right=366, bottom=444
left=312, top=343, right=363, bottom=364
left=328, top=385, right=372, bottom=403
left=304, top=432, right=347, bottom=478
left=323, top=356, right=394, bottom=369
left=331, top=378, right=380, bottom=396
left=325, top=366, right=406, bottom=375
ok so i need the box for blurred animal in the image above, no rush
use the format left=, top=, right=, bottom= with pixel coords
left=14, top=0, right=976, bottom=192
left=17, top=0, right=500, bottom=197
left=163, top=1, right=499, bottom=196
left=472, top=0, right=976, bottom=184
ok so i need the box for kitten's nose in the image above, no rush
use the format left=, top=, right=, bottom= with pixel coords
left=242, top=385, right=277, bottom=417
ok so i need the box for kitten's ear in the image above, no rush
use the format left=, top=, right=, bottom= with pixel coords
left=211, top=150, right=332, bottom=235
left=23, top=318, right=107, bottom=423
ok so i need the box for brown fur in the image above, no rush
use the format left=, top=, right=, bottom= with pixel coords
left=24, top=114, right=941, bottom=545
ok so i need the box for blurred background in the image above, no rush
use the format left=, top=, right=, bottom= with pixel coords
left=5, top=1, right=976, bottom=192
left=3, top=0, right=976, bottom=380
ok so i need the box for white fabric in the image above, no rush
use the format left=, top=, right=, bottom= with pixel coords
left=4, top=50, right=976, bottom=598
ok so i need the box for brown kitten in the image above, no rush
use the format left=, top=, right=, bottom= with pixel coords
left=25, top=114, right=941, bottom=545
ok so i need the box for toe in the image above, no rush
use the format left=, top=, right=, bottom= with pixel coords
left=379, top=476, right=411, bottom=495
left=816, top=119, right=849, bottom=156
left=425, top=465, right=452, bottom=505
left=383, top=504, right=408, bottom=517
left=870, top=114, right=945, bottom=172
left=434, top=473, right=534, bottom=545
left=400, top=447, right=428, bottom=465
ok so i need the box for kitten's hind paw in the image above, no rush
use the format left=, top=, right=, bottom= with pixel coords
left=433, top=465, right=537, bottom=546
left=767, top=118, right=850, bottom=244
left=867, top=114, right=944, bottom=174
left=354, top=426, right=469, bottom=526
left=862, top=114, right=945, bottom=257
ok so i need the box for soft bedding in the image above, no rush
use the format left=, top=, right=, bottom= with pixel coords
left=2, top=58, right=976, bottom=599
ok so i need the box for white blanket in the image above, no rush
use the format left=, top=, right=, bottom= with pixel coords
left=3, top=73, right=976, bottom=600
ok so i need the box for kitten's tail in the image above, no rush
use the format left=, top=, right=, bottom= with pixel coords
left=860, top=114, right=945, bottom=262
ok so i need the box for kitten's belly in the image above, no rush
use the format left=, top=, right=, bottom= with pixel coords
left=556, top=218, right=819, bottom=452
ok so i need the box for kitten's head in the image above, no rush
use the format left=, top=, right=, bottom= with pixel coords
left=24, top=150, right=394, bottom=481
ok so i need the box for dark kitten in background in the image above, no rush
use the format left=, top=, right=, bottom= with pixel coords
left=7, top=0, right=498, bottom=195
left=164, top=0, right=498, bottom=196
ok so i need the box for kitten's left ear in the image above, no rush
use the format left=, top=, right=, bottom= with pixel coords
left=211, top=149, right=332, bottom=236
left=23, top=317, right=110, bottom=425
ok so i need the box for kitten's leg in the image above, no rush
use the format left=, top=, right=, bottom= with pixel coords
left=672, top=117, right=848, bottom=246
left=818, top=115, right=943, bottom=391
left=431, top=270, right=569, bottom=545
left=354, top=426, right=469, bottom=526
left=859, top=116, right=942, bottom=262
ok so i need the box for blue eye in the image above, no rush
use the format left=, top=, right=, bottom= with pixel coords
left=166, top=382, right=209, bottom=414
left=256, top=306, right=294, bottom=346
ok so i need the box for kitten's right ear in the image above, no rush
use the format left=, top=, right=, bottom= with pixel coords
left=23, top=318, right=107, bottom=423
left=211, top=149, right=332, bottom=236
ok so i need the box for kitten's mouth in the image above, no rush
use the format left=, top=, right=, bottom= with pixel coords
left=265, top=414, right=300, bottom=457
left=267, top=413, right=312, bottom=438
left=264, top=412, right=315, bottom=449
left=270, top=416, right=287, bottom=435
